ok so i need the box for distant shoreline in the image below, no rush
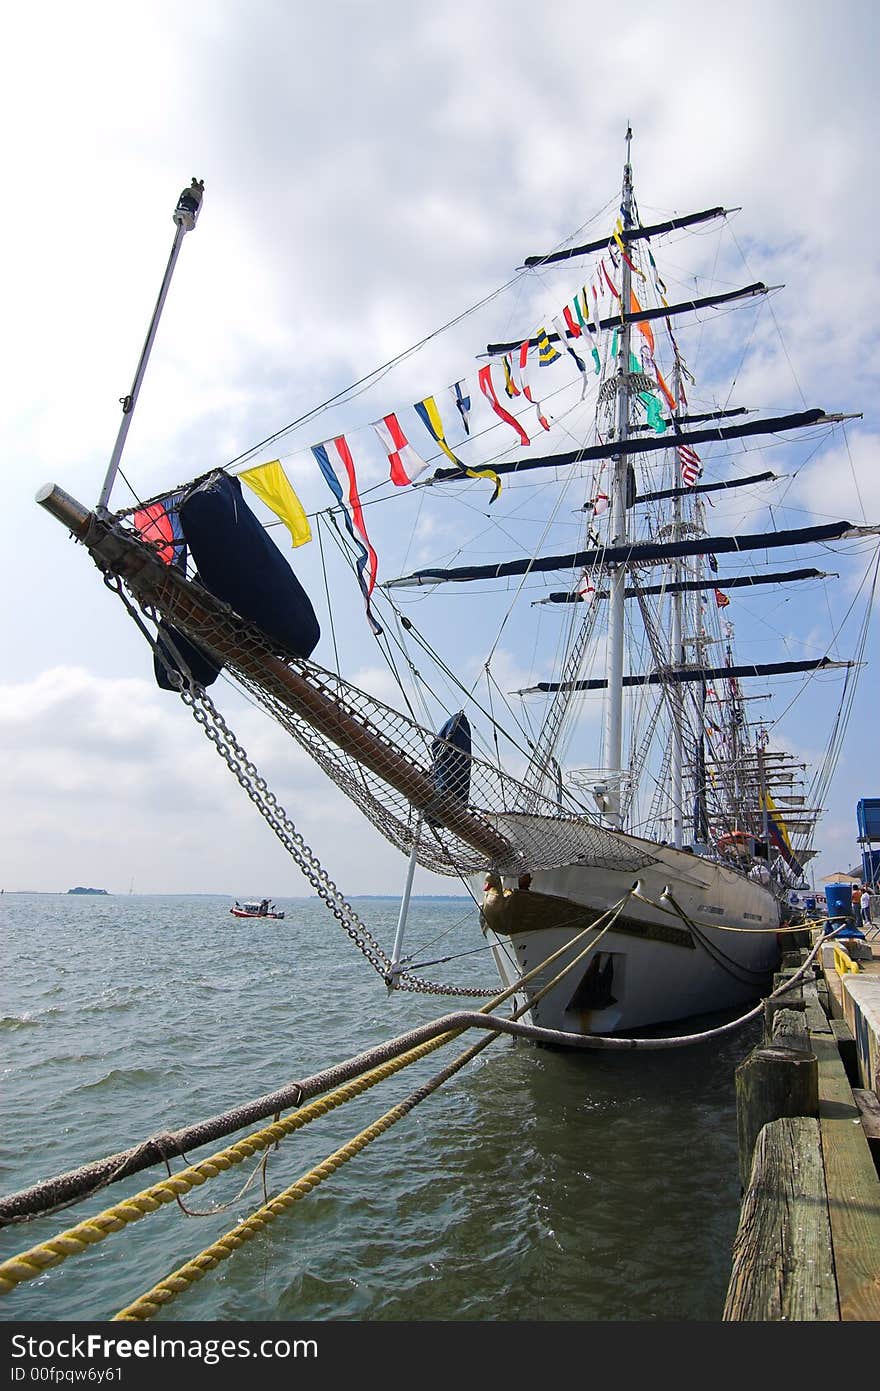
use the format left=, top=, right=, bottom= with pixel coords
left=3, top=891, right=471, bottom=900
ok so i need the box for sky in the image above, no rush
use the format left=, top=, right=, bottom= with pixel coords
left=1, top=0, right=878, bottom=900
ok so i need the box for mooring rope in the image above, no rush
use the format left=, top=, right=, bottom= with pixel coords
left=111, top=1029, right=501, bottom=1321
left=0, top=888, right=634, bottom=1228
left=3, top=898, right=839, bottom=1316
left=113, top=893, right=835, bottom=1322
left=0, top=1029, right=464, bottom=1299
left=0, top=892, right=636, bottom=1300
left=111, top=891, right=640, bottom=1320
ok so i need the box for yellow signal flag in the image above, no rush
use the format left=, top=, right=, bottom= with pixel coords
left=239, top=460, right=312, bottom=548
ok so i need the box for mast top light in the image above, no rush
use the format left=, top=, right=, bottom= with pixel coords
left=173, top=178, right=205, bottom=232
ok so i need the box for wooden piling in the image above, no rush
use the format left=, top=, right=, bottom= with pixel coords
left=723, top=1115, right=838, bottom=1321
left=726, top=933, right=880, bottom=1321
left=735, top=1008, right=818, bottom=1190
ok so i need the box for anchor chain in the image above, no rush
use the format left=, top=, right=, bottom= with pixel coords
left=107, top=575, right=494, bottom=998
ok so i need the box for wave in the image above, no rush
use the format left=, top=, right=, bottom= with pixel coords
left=0, top=1007, right=63, bottom=1030
left=72, top=1066, right=173, bottom=1094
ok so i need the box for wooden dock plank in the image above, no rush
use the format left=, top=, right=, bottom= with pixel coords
left=803, top=979, right=833, bottom=1034
left=812, top=1033, right=880, bottom=1320
left=724, top=1116, right=838, bottom=1321
left=830, top=1018, right=860, bottom=1089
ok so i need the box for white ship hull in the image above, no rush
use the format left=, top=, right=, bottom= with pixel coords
left=475, top=823, right=781, bottom=1036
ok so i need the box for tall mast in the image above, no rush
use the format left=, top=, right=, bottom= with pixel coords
left=602, top=127, right=634, bottom=828
left=669, top=360, right=684, bottom=848
left=691, top=494, right=709, bottom=843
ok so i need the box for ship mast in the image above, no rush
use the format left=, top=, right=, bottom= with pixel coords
left=669, top=359, right=685, bottom=848
left=602, top=127, right=634, bottom=828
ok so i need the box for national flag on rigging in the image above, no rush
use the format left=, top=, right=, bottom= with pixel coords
left=450, top=380, right=471, bottom=435
left=678, top=443, right=702, bottom=487
left=238, top=460, right=312, bottom=547
left=312, top=435, right=382, bottom=635
left=714, top=588, right=730, bottom=609
left=761, top=790, right=798, bottom=870
left=133, top=492, right=186, bottom=569
left=373, top=412, right=429, bottom=486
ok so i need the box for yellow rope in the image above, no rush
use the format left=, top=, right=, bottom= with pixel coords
left=0, top=1029, right=459, bottom=1298
left=112, top=1029, right=502, bottom=1321
left=1, top=890, right=634, bottom=1310
left=634, top=883, right=810, bottom=935
left=111, top=893, right=636, bottom=1321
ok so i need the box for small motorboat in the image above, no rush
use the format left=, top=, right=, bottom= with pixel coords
left=230, top=899, right=285, bottom=920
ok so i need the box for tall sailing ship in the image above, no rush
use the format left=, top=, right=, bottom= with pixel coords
left=38, top=136, right=878, bottom=1037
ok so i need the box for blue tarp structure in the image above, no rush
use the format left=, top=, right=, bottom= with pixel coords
left=427, top=712, right=472, bottom=825
left=179, top=473, right=320, bottom=660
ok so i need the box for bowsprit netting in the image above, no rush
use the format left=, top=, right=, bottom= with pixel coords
left=94, top=507, right=652, bottom=879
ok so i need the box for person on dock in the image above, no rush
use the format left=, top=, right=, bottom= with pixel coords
left=860, top=887, right=872, bottom=929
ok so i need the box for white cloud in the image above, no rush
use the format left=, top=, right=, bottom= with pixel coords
left=0, top=667, right=450, bottom=895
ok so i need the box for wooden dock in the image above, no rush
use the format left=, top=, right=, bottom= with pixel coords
left=724, top=928, right=880, bottom=1320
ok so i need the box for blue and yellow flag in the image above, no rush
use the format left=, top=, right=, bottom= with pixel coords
left=761, top=790, right=798, bottom=869
left=417, top=393, right=502, bottom=502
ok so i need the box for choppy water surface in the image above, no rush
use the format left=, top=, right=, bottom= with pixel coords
left=0, top=893, right=758, bottom=1322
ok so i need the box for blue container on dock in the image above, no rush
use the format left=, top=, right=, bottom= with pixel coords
left=856, top=798, right=880, bottom=841
left=823, top=882, right=863, bottom=937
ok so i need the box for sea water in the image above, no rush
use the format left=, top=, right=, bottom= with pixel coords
left=0, top=893, right=759, bottom=1323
